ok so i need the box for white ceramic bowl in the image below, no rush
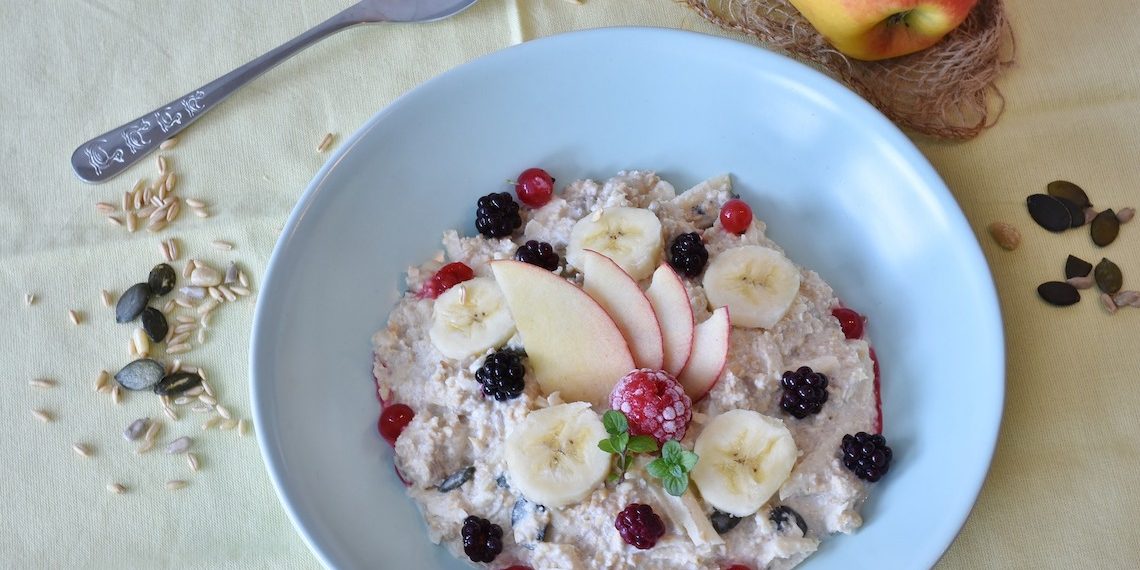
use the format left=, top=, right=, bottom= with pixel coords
left=252, top=27, right=1004, bottom=569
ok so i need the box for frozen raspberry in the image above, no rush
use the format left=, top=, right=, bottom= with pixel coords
left=609, top=369, right=692, bottom=445
left=615, top=503, right=666, bottom=549
left=419, top=262, right=474, bottom=299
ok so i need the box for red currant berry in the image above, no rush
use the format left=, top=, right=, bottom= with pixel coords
left=719, top=199, right=753, bottom=235
left=515, top=168, right=555, bottom=208
left=420, top=262, right=474, bottom=299
left=832, top=307, right=865, bottom=340
left=378, top=403, right=414, bottom=446
left=726, top=565, right=752, bottom=570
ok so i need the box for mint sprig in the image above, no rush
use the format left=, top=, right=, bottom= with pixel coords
left=598, top=410, right=659, bottom=484
left=647, top=440, right=699, bottom=496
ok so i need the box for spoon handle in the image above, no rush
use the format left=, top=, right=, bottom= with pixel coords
left=71, top=4, right=371, bottom=183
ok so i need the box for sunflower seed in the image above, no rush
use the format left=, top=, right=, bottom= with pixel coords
left=175, top=297, right=196, bottom=309
left=201, top=379, right=214, bottom=397
left=1113, top=290, right=1140, bottom=308
left=164, top=436, right=193, bottom=455
left=94, top=370, right=110, bottom=392
left=219, top=419, right=238, bottom=430
left=1065, top=276, right=1095, bottom=290
left=987, top=221, right=1021, bottom=251
left=1026, top=194, right=1072, bottom=233
left=197, top=299, right=219, bottom=315
left=199, top=312, right=212, bottom=328
left=68, top=309, right=82, bottom=325
left=238, top=271, right=249, bottom=288
left=316, top=132, right=335, bottom=152
left=190, top=265, right=222, bottom=287
left=32, top=409, right=52, bottom=423
left=107, top=216, right=124, bottom=227
left=111, top=384, right=123, bottom=404
left=115, top=283, right=152, bottom=323
left=216, top=404, right=232, bottom=420
left=162, top=298, right=176, bottom=314
left=1095, top=258, right=1123, bottom=294
left=1091, top=209, right=1121, bottom=247
left=29, top=379, right=56, bottom=389
left=217, top=285, right=236, bottom=302
left=24, top=293, right=35, bottom=306
left=144, top=419, right=163, bottom=441
left=107, top=483, right=127, bottom=495
left=72, top=443, right=93, bottom=457
left=201, top=417, right=221, bottom=430
left=167, top=238, right=180, bottom=260
left=1118, top=208, right=1136, bottom=224
left=186, top=453, right=200, bottom=471
left=122, top=191, right=132, bottom=211
left=174, top=396, right=192, bottom=405
left=123, top=418, right=150, bottom=441
left=230, top=286, right=251, bottom=297
left=154, top=371, right=203, bottom=396
left=184, top=385, right=203, bottom=397
left=770, top=506, right=809, bottom=536
left=211, top=240, right=233, bottom=251
left=95, top=202, right=116, bottom=214
left=100, top=289, right=114, bottom=307
left=185, top=198, right=206, bottom=209
left=165, top=480, right=188, bottom=491
left=192, top=208, right=211, bottom=218
left=115, top=359, right=164, bottom=391
left=198, top=394, right=217, bottom=406
left=1037, top=281, right=1080, bottom=306
left=237, top=419, right=249, bottom=436
left=134, top=439, right=154, bottom=454
left=207, top=287, right=223, bottom=302
left=179, top=286, right=207, bottom=300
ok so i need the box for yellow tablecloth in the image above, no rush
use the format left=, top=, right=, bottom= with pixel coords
left=3, top=0, right=1138, bottom=567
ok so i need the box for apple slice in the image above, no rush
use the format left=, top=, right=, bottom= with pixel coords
left=677, top=307, right=730, bottom=401
left=645, top=263, right=695, bottom=376
left=490, top=260, right=635, bottom=407
left=581, top=250, right=665, bottom=370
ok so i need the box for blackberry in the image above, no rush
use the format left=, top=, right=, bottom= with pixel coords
left=514, top=240, right=559, bottom=271
left=475, top=192, right=522, bottom=238
left=667, top=232, right=708, bottom=277
left=461, top=515, right=503, bottom=563
left=475, top=351, right=526, bottom=401
left=615, top=503, right=666, bottom=550
left=841, top=432, right=893, bottom=482
left=779, top=366, right=829, bottom=419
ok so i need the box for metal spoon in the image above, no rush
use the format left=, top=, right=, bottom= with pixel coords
left=71, top=0, right=478, bottom=183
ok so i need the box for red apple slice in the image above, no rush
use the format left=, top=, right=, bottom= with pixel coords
left=677, top=307, right=730, bottom=401
left=645, top=263, right=695, bottom=376
left=490, top=260, right=635, bottom=407
left=581, top=250, right=665, bottom=370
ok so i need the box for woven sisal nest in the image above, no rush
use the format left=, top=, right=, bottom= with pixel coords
left=683, top=0, right=1015, bottom=140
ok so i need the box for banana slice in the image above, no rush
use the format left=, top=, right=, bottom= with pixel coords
left=702, top=245, right=800, bottom=329
left=504, top=402, right=611, bottom=508
left=690, top=409, right=798, bottom=517
left=566, top=207, right=663, bottom=281
left=429, top=277, right=516, bottom=359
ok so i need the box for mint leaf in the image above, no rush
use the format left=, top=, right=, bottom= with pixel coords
left=622, top=455, right=635, bottom=470
left=680, top=450, right=699, bottom=472
left=610, top=432, right=629, bottom=453
left=607, top=471, right=619, bottom=483
left=661, top=440, right=683, bottom=462
left=603, top=410, right=628, bottom=435
left=598, top=439, right=616, bottom=454
left=663, top=475, right=687, bottom=497
left=627, top=435, right=659, bottom=454
left=646, top=458, right=672, bottom=479
left=670, top=464, right=685, bottom=479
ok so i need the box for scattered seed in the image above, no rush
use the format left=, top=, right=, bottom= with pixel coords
left=211, top=240, right=234, bottom=251
left=1064, top=255, right=1093, bottom=279
left=179, top=286, right=207, bottom=300
left=200, top=312, right=212, bottom=329
left=123, top=418, right=150, bottom=441
left=238, top=271, right=249, bottom=288
left=1027, top=194, right=1072, bottom=233
left=154, top=371, right=203, bottom=396
left=95, top=202, right=116, bottom=214
left=185, top=198, right=206, bottom=209
left=201, top=379, right=214, bottom=397
left=175, top=297, right=197, bottom=310
left=115, top=359, right=165, bottom=391
left=32, top=409, right=52, bottom=423
left=100, top=289, right=114, bottom=308
left=186, top=453, right=200, bottom=471
left=175, top=315, right=196, bottom=325
left=131, top=327, right=151, bottom=358
left=107, top=483, right=127, bottom=494
left=987, top=221, right=1021, bottom=251
left=167, top=343, right=191, bottom=354
left=208, top=287, right=224, bottom=302
left=1091, top=209, right=1121, bottom=247
left=1095, top=258, right=1123, bottom=294
left=68, top=309, right=82, bottom=325
left=72, top=443, right=93, bottom=457
left=140, top=307, right=169, bottom=343
left=134, top=439, right=155, bottom=454
left=1065, top=275, right=1095, bottom=290
left=145, top=419, right=163, bottom=442
left=192, top=208, right=211, bottom=218
left=1118, top=208, right=1136, bottom=224
left=162, top=298, right=177, bottom=314
left=107, top=215, right=124, bottom=227
left=122, top=191, right=132, bottom=211
left=128, top=338, right=138, bottom=359
left=24, top=293, right=35, bottom=306
left=230, top=286, right=251, bottom=297
left=165, top=480, right=188, bottom=491
left=165, top=173, right=177, bottom=193
left=216, top=404, right=233, bottom=420
left=316, top=132, right=335, bottom=153
left=197, top=299, right=219, bottom=315
left=166, top=238, right=180, bottom=261
left=166, top=199, right=181, bottom=223
left=29, top=379, right=56, bottom=389
left=164, top=436, right=193, bottom=455
left=126, top=212, right=138, bottom=233
left=174, top=396, right=192, bottom=406
left=224, top=262, right=239, bottom=284
left=148, top=264, right=177, bottom=296
left=217, top=419, right=237, bottom=431
left=217, top=285, right=237, bottom=302
left=190, top=265, right=222, bottom=287
left=160, top=137, right=179, bottom=150
left=1037, top=281, right=1080, bottom=306
left=190, top=403, right=212, bottom=413
left=111, top=384, right=123, bottom=404
left=436, top=466, right=476, bottom=492
left=164, top=407, right=179, bottom=421
left=1113, top=290, right=1140, bottom=308
left=237, top=419, right=249, bottom=436
left=146, top=219, right=167, bottom=233
left=116, top=282, right=152, bottom=323
left=198, top=394, right=217, bottom=406
left=201, top=416, right=221, bottom=430
left=1101, top=292, right=1118, bottom=314
left=94, top=370, right=110, bottom=392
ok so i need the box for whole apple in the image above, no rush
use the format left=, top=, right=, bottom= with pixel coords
left=788, top=0, right=980, bottom=61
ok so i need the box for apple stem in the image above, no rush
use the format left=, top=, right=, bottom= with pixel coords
left=887, top=11, right=912, bottom=27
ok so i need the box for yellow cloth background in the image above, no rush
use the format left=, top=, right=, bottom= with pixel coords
left=2, top=0, right=1138, bottom=567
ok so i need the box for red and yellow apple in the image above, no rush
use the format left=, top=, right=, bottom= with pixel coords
left=787, top=0, right=979, bottom=61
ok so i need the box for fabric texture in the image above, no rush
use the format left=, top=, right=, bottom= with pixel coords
left=1, top=0, right=1137, bottom=567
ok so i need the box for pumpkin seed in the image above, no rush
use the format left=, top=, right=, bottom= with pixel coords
left=115, top=358, right=165, bottom=391
left=115, top=282, right=152, bottom=323
left=710, top=510, right=743, bottom=535
left=1026, top=194, right=1072, bottom=233
left=1090, top=209, right=1120, bottom=247
left=1046, top=180, right=1091, bottom=209
left=153, top=371, right=204, bottom=396
left=1094, top=258, right=1123, bottom=294
left=769, top=505, right=809, bottom=536
left=1054, top=197, right=1086, bottom=228
left=436, top=465, right=475, bottom=492
left=1065, top=255, right=1093, bottom=279
left=148, top=263, right=177, bottom=296
left=1037, top=281, right=1080, bottom=306
left=141, top=307, right=169, bottom=342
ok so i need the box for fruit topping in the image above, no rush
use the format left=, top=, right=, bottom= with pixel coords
left=779, top=366, right=830, bottom=419
left=719, top=198, right=753, bottom=235
left=566, top=207, right=663, bottom=281
left=691, top=410, right=798, bottom=516
left=615, top=503, right=666, bottom=550
left=475, top=192, right=522, bottom=238
left=503, top=403, right=611, bottom=508
left=420, top=262, right=474, bottom=300
left=429, top=277, right=517, bottom=359
left=515, top=167, right=555, bottom=208
left=378, top=403, right=414, bottom=446
left=514, top=240, right=560, bottom=271
left=703, top=245, right=800, bottom=329
left=831, top=306, right=865, bottom=339
left=461, top=515, right=503, bottom=563
left=667, top=232, right=709, bottom=278
left=841, top=432, right=893, bottom=482
left=609, top=369, right=692, bottom=446
left=475, top=350, right=526, bottom=401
